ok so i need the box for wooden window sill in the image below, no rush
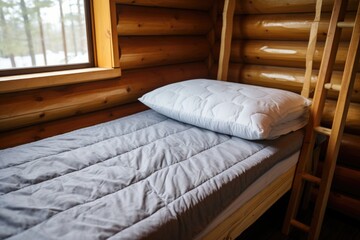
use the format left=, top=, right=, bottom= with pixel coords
left=0, top=67, right=121, bottom=93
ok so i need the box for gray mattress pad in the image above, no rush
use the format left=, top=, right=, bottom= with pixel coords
left=0, top=110, right=303, bottom=240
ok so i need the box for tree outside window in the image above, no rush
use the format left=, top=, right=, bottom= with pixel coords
left=0, top=0, right=92, bottom=73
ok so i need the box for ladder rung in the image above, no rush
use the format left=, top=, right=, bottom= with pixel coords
left=290, top=219, right=311, bottom=232
left=302, top=173, right=321, bottom=184
left=337, top=21, right=355, bottom=28
left=314, top=126, right=332, bottom=136
left=324, top=83, right=342, bottom=91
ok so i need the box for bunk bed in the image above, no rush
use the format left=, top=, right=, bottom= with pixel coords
left=1, top=0, right=357, bottom=239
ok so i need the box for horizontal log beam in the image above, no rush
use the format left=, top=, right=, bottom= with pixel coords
left=210, top=64, right=360, bottom=103
left=311, top=189, right=360, bottom=219
left=119, top=36, right=210, bottom=70
left=0, top=62, right=208, bottom=132
left=317, top=162, right=360, bottom=198
left=322, top=100, right=360, bottom=135
left=115, top=0, right=214, bottom=10
left=216, top=13, right=355, bottom=41
left=338, top=133, right=360, bottom=168
left=0, top=102, right=148, bottom=150
left=231, top=0, right=359, bottom=14
left=117, top=5, right=212, bottom=36
left=215, top=40, right=356, bottom=70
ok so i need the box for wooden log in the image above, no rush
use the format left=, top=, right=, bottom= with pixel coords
left=326, top=191, right=360, bottom=220
left=237, top=64, right=360, bottom=101
left=230, top=0, right=359, bottom=14
left=119, top=36, right=210, bottom=70
left=120, top=61, right=208, bottom=91
left=338, top=133, right=360, bottom=169
left=323, top=100, right=360, bottom=135
left=116, top=0, right=214, bottom=10
left=210, top=64, right=360, bottom=103
left=0, top=80, right=131, bottom=131
left=317, top=162, right=360, bottom=197
left=228, top=64, right=304, bottom=92
left=209, top=64, right=303, bottom=91
left=219, top=40, right=355, bottom=70
left=0, top=62, right=208, bottom=132
left=117, top=5, right=212, bottom=36
left=0, top=102, right=148, bottom=150
left=311, top=189, right=360, bottom=219
left=216, top=13, right=355, bottom=41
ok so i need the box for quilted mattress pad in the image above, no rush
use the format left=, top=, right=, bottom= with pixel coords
left=0, top=110, right=303, bottom=239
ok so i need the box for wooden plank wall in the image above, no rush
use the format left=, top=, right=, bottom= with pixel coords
left=212, top=0, right=359, bottom=218
left=0, top=0, right=214, bottom=149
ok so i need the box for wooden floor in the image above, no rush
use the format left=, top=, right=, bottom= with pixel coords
left=236, top=193, right=360, bottom=240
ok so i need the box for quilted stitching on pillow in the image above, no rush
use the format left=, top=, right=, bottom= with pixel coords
left=139, top=79, right=311, bottom=140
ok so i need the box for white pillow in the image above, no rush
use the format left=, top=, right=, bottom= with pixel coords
left=139, top=79, right=311, bottom=140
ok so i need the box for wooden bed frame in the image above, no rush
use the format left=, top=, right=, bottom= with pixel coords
left=199, top=165, right=296, bottom=240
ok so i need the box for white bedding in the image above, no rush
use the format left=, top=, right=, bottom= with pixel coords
left=139, top=79, right=311, bottom=140
left=0, top=110, right=303, bottom=240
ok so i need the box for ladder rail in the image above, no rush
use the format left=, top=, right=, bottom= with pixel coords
left=311, top=0, right=348, bottom=128
left=282, top=0, right=348, bottom=235
left=302, top=0, right=323, bottom=98
left=282, top=0, right=360, bottom=239
left=282, top=113, right=317, bottom=234
left=309, top=3, right=360, bottom=238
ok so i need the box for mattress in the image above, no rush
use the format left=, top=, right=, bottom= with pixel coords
left=0, top=110, right=303, bottom=240
left=195, top=151, right=299, bottom=239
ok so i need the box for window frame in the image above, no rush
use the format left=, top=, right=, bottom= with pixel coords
left=0, top=0, right=121, bottom=93
left=0, top=0, right=95, bottom=77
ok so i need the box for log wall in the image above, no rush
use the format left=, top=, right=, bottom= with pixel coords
left=213, top=0, right=359, bottom=218
left=0, top=0, right=358, bottom=218
left=0, top=0, right=214, bottom=148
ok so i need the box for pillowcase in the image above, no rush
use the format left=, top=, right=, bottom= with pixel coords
left=139, top=79, right=311, bottom=140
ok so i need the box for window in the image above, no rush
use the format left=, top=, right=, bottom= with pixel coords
left=0, top=0, right=93, bottom=76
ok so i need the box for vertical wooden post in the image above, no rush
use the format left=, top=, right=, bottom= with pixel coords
left=217, top=0, right=235, bottom=81
left=301, top=0, right=323, bottom=98
left=92, top=0, right=120, bottom=68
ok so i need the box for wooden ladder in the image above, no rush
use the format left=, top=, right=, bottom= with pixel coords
left=282, top=0, right=360, bottom=239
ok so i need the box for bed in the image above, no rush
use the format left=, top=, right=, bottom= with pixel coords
left=0, top=79, right=311, bottom=239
